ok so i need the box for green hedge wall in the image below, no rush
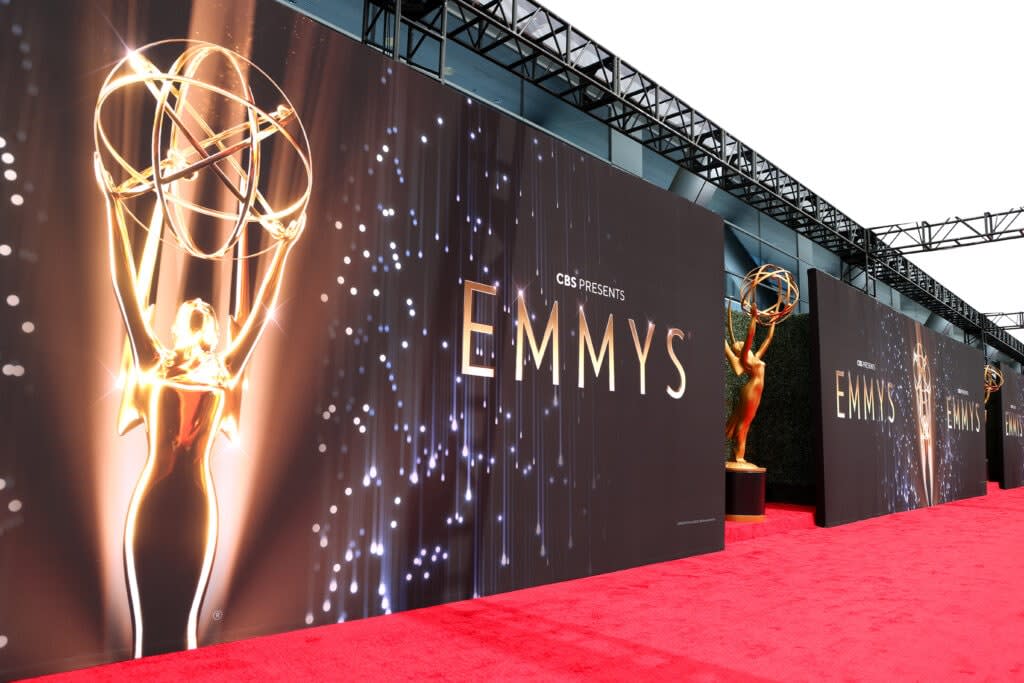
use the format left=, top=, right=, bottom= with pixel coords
left=723, top=308, right=814, bottom=503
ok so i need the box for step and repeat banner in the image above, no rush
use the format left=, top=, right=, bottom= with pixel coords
left=987, top=363, right=1024, bottom=489
left=809, top=270, right=986, bottom=526
left=0, top=0, right=725, bottom=676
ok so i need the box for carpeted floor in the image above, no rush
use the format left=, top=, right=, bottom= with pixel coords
left=24, top=484, right=1024, bottom=682
left=724, top=501, right=816, bottom=543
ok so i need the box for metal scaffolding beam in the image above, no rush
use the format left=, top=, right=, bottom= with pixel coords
left=872, top=207, right=1024, bottom=253
left=984, top=312, right=1024, bottom=331
left=344, top=0, right=1024, bottom=362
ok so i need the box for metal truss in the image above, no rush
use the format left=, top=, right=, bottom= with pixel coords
left=983, top=312, right=1024, bottom=331
left=343, top=0, right=1024, bottom=360
left=872, top=208, right=1024, bottom=253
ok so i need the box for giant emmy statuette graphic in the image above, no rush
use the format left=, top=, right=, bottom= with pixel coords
left=724, top=264, right=799, bottom=471
left=984, top=363, right=1004, bottom=405
left=911, top=324, right=935, bottom=506
left=93, top=41, right=311, bottom=657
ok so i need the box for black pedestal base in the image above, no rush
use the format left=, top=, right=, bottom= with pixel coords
left=725, top=466, right=766, bottom=522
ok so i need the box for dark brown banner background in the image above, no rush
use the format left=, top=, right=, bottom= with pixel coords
left=810, top=270, right=986, bottom=526
left=0, top=0, right=725, bottom=677
left=987, top=362, right=1024, bottom=489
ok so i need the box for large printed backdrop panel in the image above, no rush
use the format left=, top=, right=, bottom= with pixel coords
left=987, top=363, right=1024, bottom=488
left=810, top=271, right=985, bottom=526
left=0, top=0, right=725, bottom=677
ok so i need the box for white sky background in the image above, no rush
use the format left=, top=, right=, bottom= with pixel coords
left=539, top=0, right=1024, bottom=340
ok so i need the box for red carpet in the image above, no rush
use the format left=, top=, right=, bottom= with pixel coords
left=725, top=502, right=816, bottom=543
left=25, top=485, right=1024, bottom=682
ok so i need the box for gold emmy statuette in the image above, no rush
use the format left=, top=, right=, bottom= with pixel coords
left=93, top=41, right=311, bottom=657
left=724, top=265, right=799, bottom=472
left=984, top=363, right=1004, bottom=405
left=911, top=324, right=935, bottom=506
